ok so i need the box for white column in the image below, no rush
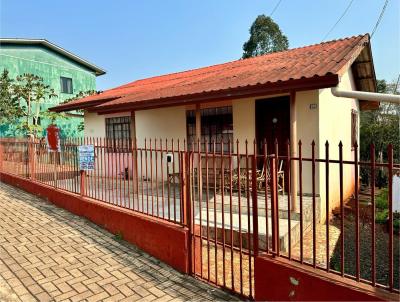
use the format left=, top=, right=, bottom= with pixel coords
left=195, top=104, right=201, bottom=142
left=131, top=111, right=138, bottom=193
left=290, top=91, right=298, bottom=212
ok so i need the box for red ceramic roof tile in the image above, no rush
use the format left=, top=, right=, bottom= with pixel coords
left=53, top=34, right=369, bottom=112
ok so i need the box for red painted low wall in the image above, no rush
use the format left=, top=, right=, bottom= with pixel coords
left=254, top=255, right=396, bottom=301
left=0, top=173, right=189, bottom=274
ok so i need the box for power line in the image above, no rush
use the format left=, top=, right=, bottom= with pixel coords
left=371, top=0, right=389, bottom=38
left=322, top=0, right=355, bottom=41
left=269, top=0, right=283, bottom=17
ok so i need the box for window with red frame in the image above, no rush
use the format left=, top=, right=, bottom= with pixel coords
left=186, top=106, right=233, bottom=152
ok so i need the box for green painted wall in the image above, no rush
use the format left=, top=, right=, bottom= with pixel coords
left=0, top=44, right=97, bottom=138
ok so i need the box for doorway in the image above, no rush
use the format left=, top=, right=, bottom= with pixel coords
left=255, top=96, right=290, bottom=156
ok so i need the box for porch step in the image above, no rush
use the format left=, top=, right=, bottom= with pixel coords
left=199, top=194, right=320, bottom=222
left=194, top=208, right=312, bottom=253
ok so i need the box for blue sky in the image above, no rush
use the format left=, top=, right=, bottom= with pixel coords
left=1, top=0, right=399, bottom=90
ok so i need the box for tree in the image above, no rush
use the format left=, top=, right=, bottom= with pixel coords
left=242, top=14, right=289, bottom=59
left=62, top=90, right=99, bottom=132
left=12, top=74, right=57, bottom=136
left=360, top=79, right=400, bottom=163
left=0, top=69, right=22, bottom=124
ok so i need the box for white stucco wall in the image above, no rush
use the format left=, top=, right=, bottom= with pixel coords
left=233, top=98, right=256, bottom=154
left=135, top=106, right=187, bottom=180
left=84, top=112, right=105, bottom=138
left=135, top=106, right=187, bottom=148
left=84, top=107, right=186, bottom=180
left=84, top=111, right=131, bottom=138
left=295, top=90, right=321, bottom=198
left=318, top=68, right=359, bottom=220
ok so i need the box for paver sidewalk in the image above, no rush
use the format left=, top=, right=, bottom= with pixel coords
left=0, top=181, right=237, bottom=302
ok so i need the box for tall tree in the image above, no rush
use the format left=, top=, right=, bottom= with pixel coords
left=242, top=14, right=289, bottom=59
left=0, top=69, right=22, bottom=124
left=12, top=74, right=57, bottom=136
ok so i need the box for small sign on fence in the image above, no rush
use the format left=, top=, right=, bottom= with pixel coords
left=78, top=145, right=95, bottom=171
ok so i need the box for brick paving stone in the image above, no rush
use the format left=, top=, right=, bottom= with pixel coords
left=41, top=282, right=58, bottom=293
left=18, top=293, right=36, bottom=302
left=12, top=284, right=29, bottom=296
left=0, top=275, right=19, bottom=302
left=35, top=291, right=53, bottom=302
left=100, top=293, right=121, bottom=302
left=117, top=283, right=135, bottom=297
left=0, top=181, right=238, bottom=301
left=55, top=290, right=80, bottom=301
left=70, top=290, right=95, bottom=302
left=70, top=282, right=88, bottom=294
left=87, top=291, right=110, bottom=302
left=149, top=286, right=166, bottom=298
left=27, top=284, right=43, bottom=295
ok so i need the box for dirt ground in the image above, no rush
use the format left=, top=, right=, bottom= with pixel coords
left=329, top=216, right=399, bottom=289
left=198, top=241, right=254, bottom=299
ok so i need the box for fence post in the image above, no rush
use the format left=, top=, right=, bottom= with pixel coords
left=270, top=154, right=279, bottom=255
left=0, top=141, right=3, bottom=173
left=251, top=143, right=259, bottom=257
left=387, top=144, right=393, bottom=291
left=51, top=152, right=57, bottom=188
left=80, top=170, right=86, bottom=197
left=132, top=138, right=138, bottom=194
left=181, top=151, right=188, bottom=226
left=183, top=151, right=193, bottom=275
left=28, top=138, right=35, bottom=180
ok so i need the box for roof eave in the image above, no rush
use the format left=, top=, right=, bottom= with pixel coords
left=0, top=38, right=106, bottom=76
left=91, top=74, right=340, bottom=114
left=49, top=98, right=118, bottom=112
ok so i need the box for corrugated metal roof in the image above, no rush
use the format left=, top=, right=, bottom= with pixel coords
left=0, top=38, right=106, bottom=76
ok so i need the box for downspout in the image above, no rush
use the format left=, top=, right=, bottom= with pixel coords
left=331, top=87, right=400, bottom=104
left=331, top=86, right=400, bottom=210
left=289, top=91, right=298, bottom=212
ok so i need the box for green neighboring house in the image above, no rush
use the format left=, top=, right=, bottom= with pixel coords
left=0, top=38, right=105, bottom=137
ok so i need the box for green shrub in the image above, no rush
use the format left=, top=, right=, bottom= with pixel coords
left=330, top=253, right=341, bottom=272
left=375, top=209, right=388, bottom=224
left=394, top=218, right=400, bottom=233
left=375, top=188, right=389, bottom=210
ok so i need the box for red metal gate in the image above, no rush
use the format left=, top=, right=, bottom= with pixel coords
left=185, top=141, right=257, bottom=299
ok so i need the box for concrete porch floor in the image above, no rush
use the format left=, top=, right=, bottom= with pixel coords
left=43, top=176, right=323, bottom=253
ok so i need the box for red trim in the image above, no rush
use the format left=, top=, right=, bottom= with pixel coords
left=92, top=74, right=339, bottom=114
left=53, top=75, right=339, bottom=114
left=254, top=255, right=396, bottom=301
left=50, top=97, right=119, bottom=112
left=0, top=172, right=189, bottom=274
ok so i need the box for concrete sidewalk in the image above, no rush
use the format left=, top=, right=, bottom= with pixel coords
left=0, top=182, right=237, bottom=302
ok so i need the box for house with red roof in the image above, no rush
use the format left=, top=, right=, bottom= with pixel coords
left=51, top=34, right=378, bottom=220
